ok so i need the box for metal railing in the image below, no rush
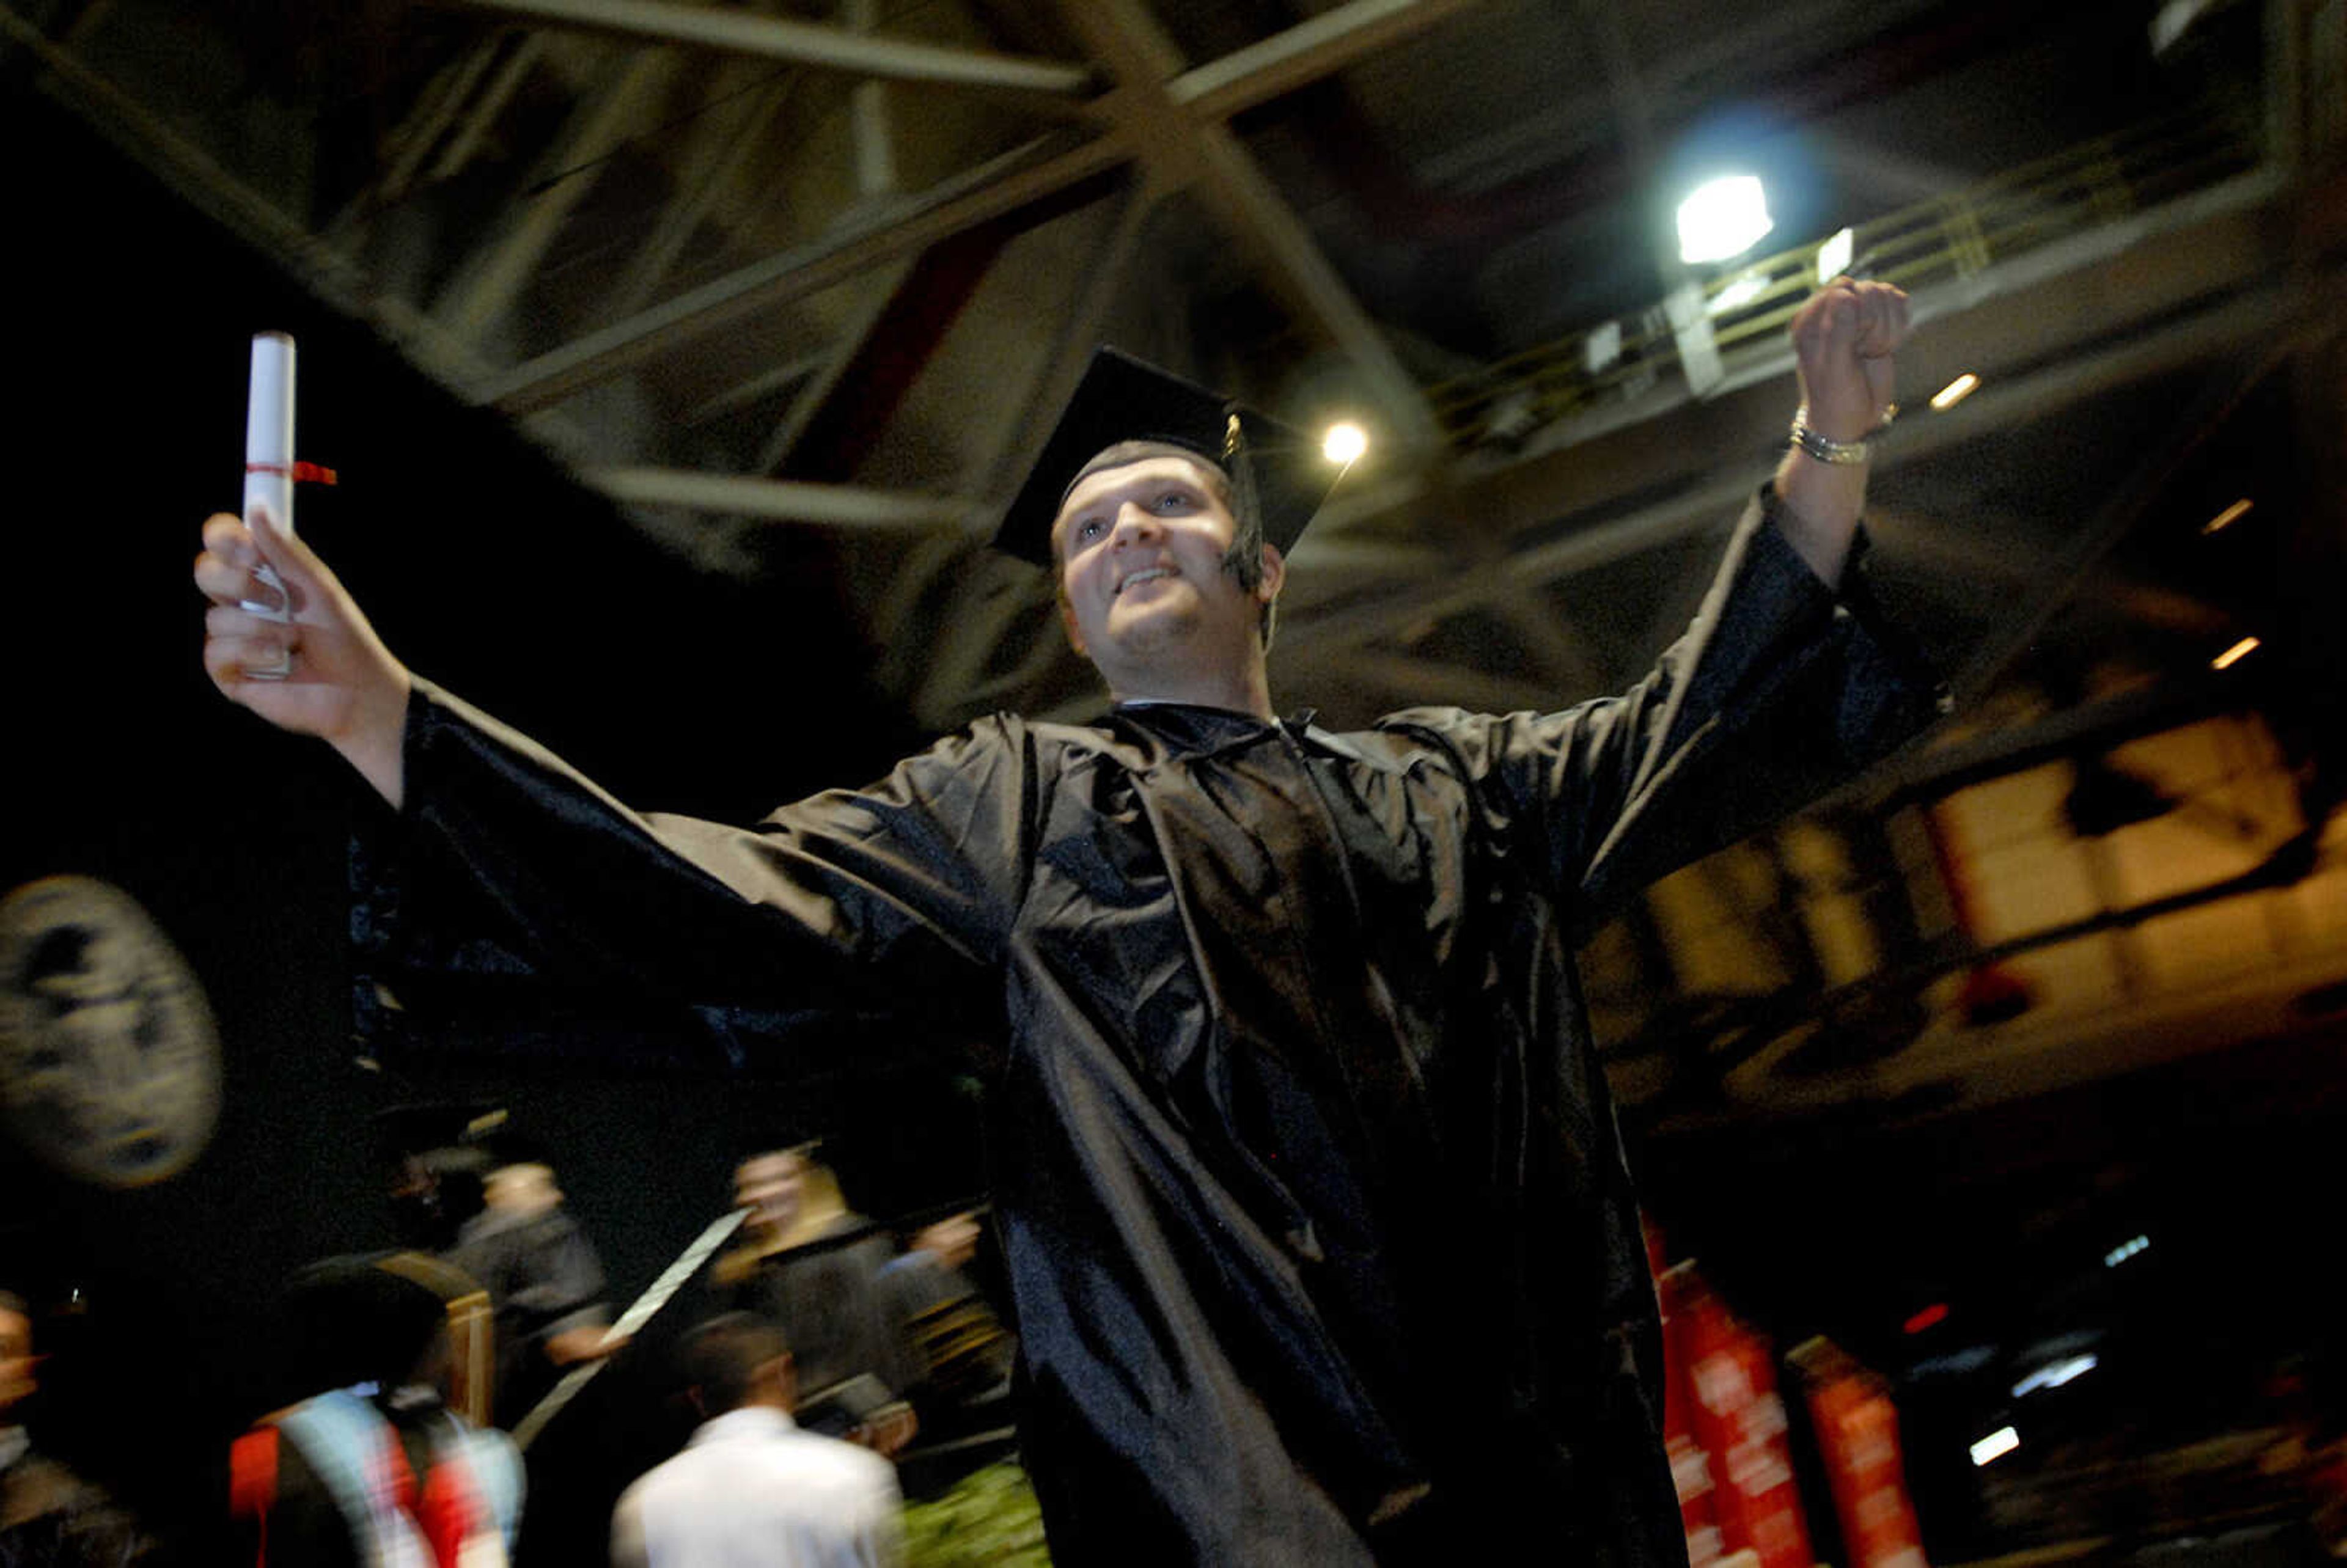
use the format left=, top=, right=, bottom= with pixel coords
left=1427, top=101, right=2266, bottom=450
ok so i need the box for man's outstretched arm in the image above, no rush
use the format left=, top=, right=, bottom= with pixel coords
left=1771, top=275, right=1911, bottom=587
left=195, top=495, right=1019, bottom=1030
left=1394, top=276, right=1942, bottom=914
left=194, top=504, right=413, bottom=808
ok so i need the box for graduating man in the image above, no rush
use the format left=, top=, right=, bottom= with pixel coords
left=196, top=280, right=1940, bottom=1565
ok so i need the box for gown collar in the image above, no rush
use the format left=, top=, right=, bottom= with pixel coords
left=1098, top=702, right=1416, bottom=777
left=1107, top=700, right=1321, bottom=761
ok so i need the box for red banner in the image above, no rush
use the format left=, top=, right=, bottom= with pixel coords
left=1652, top=1247, right=1724, bottom=1566
left=1666, top=1258, right=1813, bottom=1568
left=1796, top=1341, right=1928, bottom=1568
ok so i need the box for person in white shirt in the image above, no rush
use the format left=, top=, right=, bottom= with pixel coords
left=613, top=1313, right=902, bottom=1568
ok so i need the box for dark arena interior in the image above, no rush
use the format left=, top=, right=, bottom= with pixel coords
left=2, top=0, right=2343, bottom=1563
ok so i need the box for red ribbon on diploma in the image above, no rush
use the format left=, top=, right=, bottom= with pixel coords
left=245, top=460, right=339, bottom=485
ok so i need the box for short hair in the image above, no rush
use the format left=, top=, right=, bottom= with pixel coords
left=736, top=1140, right=819, bottom=1176
left=681, top=1313, right=790, bottom=1414
left=1050, top=443, right=1232, bottom=565
left=0, top=1289, right=27, bottom=1322
left=281, top=1254, right=457, bottom=1393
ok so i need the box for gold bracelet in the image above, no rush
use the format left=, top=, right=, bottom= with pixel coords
left=1790, top=403, right=1898, bottom=466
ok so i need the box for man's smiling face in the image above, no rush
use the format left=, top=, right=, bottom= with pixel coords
left=1051, top=452, right=1283, bottom=698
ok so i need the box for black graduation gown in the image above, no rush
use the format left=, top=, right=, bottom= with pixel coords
left=443, top=1202, right=610, bottom=1418
left=352, top=489, right=1944, bottom=1566
left=722, top=1222, right=925, bottom=1437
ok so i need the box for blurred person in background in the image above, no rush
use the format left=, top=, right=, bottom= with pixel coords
left=376, top=1102, right=502, bottom=1255
left=442, top=1129, right=621, bottom=1423
left=228, top=1253, right=522, bottom=1567
left=439, top=1129, right=632, bottom=1568
left=875, top=1213, right=1015, bottom=1449
left=0, top=1289, right=153, bottom=1567
left=713, top=1148, right=919, bottom=1457
left=611, top=1312, right=901, bottom=1568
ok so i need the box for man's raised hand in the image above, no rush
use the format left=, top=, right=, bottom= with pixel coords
left=194, top=506, right=413, bottom=807
left=1789, top=276, right=1910, bottom=442
left=1770, top=277, right=1913, bottom=584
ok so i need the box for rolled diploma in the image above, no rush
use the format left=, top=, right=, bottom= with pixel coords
left=240, top=332, right=295, bottom=674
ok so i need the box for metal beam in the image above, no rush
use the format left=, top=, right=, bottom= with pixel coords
left=972, top=179, right=1159, bottom=500
left=1489, top=588, right=1611, bottom=696
left=431, top=32, right=546, bottom=186
left=1057, top=0, right=1442, bottom=452
left=360, top=31, right=507, bottom=218
left=845, top=0, right=895, bottom=199
left=1277, top=278, right=2305, bottom=667
left=471, top=1, right=1488, bottom=417
left=609, top=64, right=801, bottom=318
left=1170, top=0, right=1483, bottom=119
left=434, top=47, right=683, bottom=340
left=1861, top=505, right=2052, bottom=584
left=1276, top=469, right=1757, bottom=662
left=908, top=183, right=1158, bottom=709
left=754, top=261, right=914, bottom=475
left=1575, top=0, right=1661, bottom=175
left=586, top=467, right=973, bottom=527
left=0, top=1, right=492, bottom=395
left=679, top=348, right=828, bottom=426
left=479, top=131, right=1131, bottom=412
left=449, top=0, right=1096, bottom=97
left=1806, top=128, right=1981, bottom=208
left=1282, top=535, right=1442, bottom=577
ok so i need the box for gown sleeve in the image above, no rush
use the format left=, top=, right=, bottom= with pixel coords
left=1384, top=483, right=1946, bottom=927
left=350, top=680, right=1032, bottom=1035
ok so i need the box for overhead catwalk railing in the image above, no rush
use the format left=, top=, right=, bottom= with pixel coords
left=1427, top=102, right=2268, bottom=455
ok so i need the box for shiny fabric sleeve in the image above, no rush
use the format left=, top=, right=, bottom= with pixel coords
left=352, top=680, right=1030, bottom=1028
left=1386, top=483, right=1945, bottom=928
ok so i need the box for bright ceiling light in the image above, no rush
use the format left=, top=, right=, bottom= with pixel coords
left=2202, top=499, right=2253, bottom=535
left=2213, top=637, right=2260, bottom=671
left=1816, top=227, right=1854, bottom=284
left=1677, top=175, right=1773, bottom=265
left=1931, top=374, right=1982, bottom=411
left=1971, top=1427, right=2021, bottom=1467
left=1322, top=422, right=1368, bottom=466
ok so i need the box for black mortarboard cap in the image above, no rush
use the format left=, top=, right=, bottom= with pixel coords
left=373, top=1101, right=504, bottom=1165
left=994, top=347, right=1340, bottom=566
left=372, top=1102, right=552, bottom=1176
